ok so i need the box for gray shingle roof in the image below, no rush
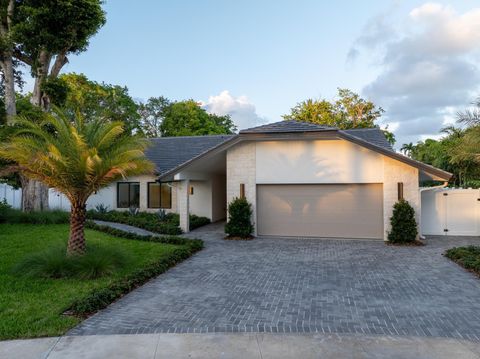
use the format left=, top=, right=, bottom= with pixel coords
left=146, top=135, right=235, bottom=175
left=341, top=128, right=394, bottom=151
left=240, top=120, right=335, bottom=134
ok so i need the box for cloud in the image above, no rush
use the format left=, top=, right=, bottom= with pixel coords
left=202, top=90, right=266, bottom=130
left=350, top=3, right=480, bottom=147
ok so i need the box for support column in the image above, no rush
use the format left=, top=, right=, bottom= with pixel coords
left=178, top=180, right=190, bottom=233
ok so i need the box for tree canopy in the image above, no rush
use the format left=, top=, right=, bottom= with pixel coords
left=283, top=88, right=394, bottom=144
left=141, top=98, right=236, bottom=137
left=402, top=96, right=480, bottom=188
left=54, top=73, right=141, bottom=134
left=138, top=96, right=170, bottom=138
left=404, top=125, right=480, bottom=188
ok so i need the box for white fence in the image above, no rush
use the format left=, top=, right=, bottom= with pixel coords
left=0, top=183, right=71, bottom=211
left=421, top=188, right=480, bottom=236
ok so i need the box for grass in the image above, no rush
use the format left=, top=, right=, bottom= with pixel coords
left=445, top=246, right=480, bottom=276
left=0, top=223, right=185, bottom=340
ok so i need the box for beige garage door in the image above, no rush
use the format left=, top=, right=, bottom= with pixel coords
left=257, top=184, right=383, bottom=239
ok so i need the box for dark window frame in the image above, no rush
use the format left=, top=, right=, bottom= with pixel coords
left=147, top=182, right=172, bottom=209
left=117, top=182, right=140, bottom=208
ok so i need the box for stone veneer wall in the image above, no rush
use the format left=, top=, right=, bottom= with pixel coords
left=226, top=141, right=257, bottom=234
left=382, top=156, right=420, bottom=240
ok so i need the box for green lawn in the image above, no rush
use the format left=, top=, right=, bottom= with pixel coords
left=0, top=224, right=182, bottom=340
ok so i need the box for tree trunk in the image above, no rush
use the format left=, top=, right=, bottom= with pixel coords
left=19, top=50, right=52, bottom=211
left=0, top=0, right=16, bottom=123
left=67, top=201, right=87, bottom=255
left=30, top=50, right=52, bottom=109
left=20, top=175, right=49, bottom=212
left=0, top=55, right=16, bottom=122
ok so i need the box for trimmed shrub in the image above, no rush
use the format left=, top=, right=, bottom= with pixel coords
left=0, top=199, right=11, bottom=222
left=190, top=214, right=211, bottom=230
left=225, top=197, right=254, bottom=238
left=12, top=244, right=131, bottom=279
left=387, top=199, right=418, bottom=244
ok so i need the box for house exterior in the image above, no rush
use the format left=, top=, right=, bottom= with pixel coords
left=90, top=120, right=451, bottom=240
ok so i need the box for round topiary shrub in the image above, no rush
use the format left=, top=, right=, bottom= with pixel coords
left=225, top=197, right=254, bottom=239
left=388, top=199, right=418, bottom=244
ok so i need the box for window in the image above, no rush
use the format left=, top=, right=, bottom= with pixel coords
left=148, top=182, right=172, bottom=209
left=117, top=182, right=140, bottom=208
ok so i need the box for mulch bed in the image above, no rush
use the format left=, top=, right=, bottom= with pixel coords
left=224, top=235, right=255, bottom=241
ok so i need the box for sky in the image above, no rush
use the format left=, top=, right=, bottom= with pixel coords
left=47, top=0, right=480, bottom=147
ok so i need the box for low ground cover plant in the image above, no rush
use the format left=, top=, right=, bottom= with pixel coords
left=225, top=197, right=254, bottom=239
left=13, top=244, right=131, bottom=279
left=445, top=246, right=480, bottom=276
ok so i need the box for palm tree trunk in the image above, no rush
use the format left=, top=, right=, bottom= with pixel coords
left=67, top=201, right=87, bottom=255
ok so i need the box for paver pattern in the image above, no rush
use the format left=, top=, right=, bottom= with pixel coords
left=70, top=222, right=480, bottom=340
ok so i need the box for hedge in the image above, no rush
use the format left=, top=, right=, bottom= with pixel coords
left=86, top=210, right=211, bottom=234
left=67, top=222, right=203, bottom=316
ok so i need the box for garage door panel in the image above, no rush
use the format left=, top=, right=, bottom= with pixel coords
left=257, top=184, right=383, bottom=239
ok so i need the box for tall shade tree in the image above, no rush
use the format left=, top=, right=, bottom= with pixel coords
left=160, top=100, right=236, bottom=137
left=14, top=0, right=106, bottom=109
left=283, top=88, right=394, bottom=144
left=0, top=110, right=154, bottom=255
left=138, top=96, right=170, bottom=138
left=55, top=73, right=141, bottom=134
left=10, top=0, right=105, bottom=212
left=0, top=0, right=16, bottom=122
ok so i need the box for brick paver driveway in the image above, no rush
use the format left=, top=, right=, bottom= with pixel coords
left=70, top=223, right=480, bottom=340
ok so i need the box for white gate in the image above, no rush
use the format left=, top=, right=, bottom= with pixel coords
left=421, top=188, right=480, bottom=236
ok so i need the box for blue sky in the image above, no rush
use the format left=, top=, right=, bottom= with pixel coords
left=56, top=0, right=480, bottom=146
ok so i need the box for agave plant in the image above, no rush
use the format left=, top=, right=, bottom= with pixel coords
left=0, top=110, right=154, bottom=255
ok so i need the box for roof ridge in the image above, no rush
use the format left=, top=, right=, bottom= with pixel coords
left=150, top=134, right=236, bottom=140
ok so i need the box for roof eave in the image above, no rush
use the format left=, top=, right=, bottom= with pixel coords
left=338, top=131, right=453, bottom=181
left=158, top=130, right=453, bottom=182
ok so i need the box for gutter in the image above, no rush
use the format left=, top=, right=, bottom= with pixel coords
left=419, top=181, right=449, bottom=239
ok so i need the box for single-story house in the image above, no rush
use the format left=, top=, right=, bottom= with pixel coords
left=87, top=120, right=451, bottom=240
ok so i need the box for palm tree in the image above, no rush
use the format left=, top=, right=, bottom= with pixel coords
left=457, top=96, right=480, bottom=127
left=400, top=142, right=415, bottom=157
left=0, top=110, right=154, bottom=255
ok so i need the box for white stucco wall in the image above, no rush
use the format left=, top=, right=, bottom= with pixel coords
left=227, top=138, right=420, bottom=239
left=256, top=140, right=384, bottom=184
left=189, top=180, right=212, bottom=219
left=87, top=175, right=177, bottom=213
left=226, top=141, right=257, bottom=233
left=382, top=157, right=419, bottom=240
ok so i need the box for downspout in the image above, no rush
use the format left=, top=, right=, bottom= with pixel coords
left=418, top=181, right=449, bottom=239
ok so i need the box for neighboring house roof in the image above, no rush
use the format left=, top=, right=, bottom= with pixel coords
left=146, top=135, right=235, bottom=175
left=153, top=120, right=452, bottom=181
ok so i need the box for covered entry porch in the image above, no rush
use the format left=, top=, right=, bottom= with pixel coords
left=163, top=150, right=228, bottom=233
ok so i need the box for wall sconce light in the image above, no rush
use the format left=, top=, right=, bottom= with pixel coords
left=189, top=186, right=194, bottom=195
left=397, top=182, right=404, bottom=200
left=240, top=183, right=245, bottom=199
